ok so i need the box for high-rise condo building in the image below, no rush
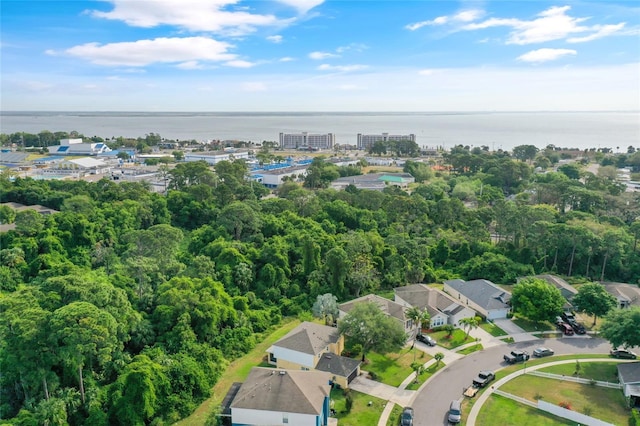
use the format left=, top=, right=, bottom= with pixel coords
left=279, top=132, right=335, bottom=150
left=357, top=133, right=416, bottom=150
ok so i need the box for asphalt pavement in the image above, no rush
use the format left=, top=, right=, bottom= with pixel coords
left=409, top=337, right=615, bottom=426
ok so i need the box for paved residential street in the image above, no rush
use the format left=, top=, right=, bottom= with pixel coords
left=410, top=337, right=615, bottom=426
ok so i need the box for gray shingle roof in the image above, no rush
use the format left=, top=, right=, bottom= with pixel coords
left=315, top=353, right=361, bottom=378
left=394, top=284, right=467, bottom=318
left=532, top=275, right=578, bottom=299
left=272, top=322, right=341, bottom=355
left=445, top=279, right=511, bottom=311
left=601, top=282, right=640, bottom=307
left=231, top=367, right=331, bottom=414
left=339, top=294, right=406, bottom=322
left=618, top=362, right=640, bottom=384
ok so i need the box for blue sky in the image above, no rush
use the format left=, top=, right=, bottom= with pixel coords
left=1, top=0, right=639, bottom=111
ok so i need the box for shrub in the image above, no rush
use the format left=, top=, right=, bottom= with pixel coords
left=345, top=392, right=353, bottom=413
left=559, top=401, right=571, bottom=410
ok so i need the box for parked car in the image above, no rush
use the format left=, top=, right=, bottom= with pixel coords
left=533, top=347, right=555, bottom=357
left=557, top=322, right=574, bottom=336
left=561, top=312, right=576, bottom=323
left=448, top=399, right=462, bottom=424
left=610, top=349, right=637, bottom=359
left=401, top=406, right=414, bottom=426
left=472, top=371, right=495, bottom=388
left=568, top=320, right=586, bottom=335
left=504, top=350, right=530, bottom=364
left=416, top=333, right=436, bottom=346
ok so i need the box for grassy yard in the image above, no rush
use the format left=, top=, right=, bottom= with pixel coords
left=458, top=344, right=483, bottom=355
left=479, top=321, right=507, bottom=337
left=500, top=375, right=630, bottom=425
left=475, top=394, right=574, bottom=426
left=494, top=354, right=612, bottom=381
left=538, top=361, right=620, bottom=383
left=405, top=362, right=446, bottom=390
left=385, top=403, right=402, bottom=426
left=364, top=347, right=432, bottom=387
left=511, top=316, right=554, bottom=332
left=429, top=328, right=475, bottom=349
left=330, top=388, right=387, bottom=426
left=175, top=318, right=301, bottom=426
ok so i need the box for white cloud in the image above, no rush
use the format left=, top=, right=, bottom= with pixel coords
left=317, top=64, right=367, bottom=72
left=89, top=0, right=283, bottom=34
left=267, top=35, right=283, bottom=43
left=277, top=0, right=324, bottom=14
left=517, top=48, right=577, bottom=63
left=241, top=81, right=267, bottom=91
left=461, top=5, right=626, bottom=45
left=309, top=51, right=339, bottom=60
left=225, top=60, right=256, bottom=68
left=406, top=9, right=483, bottom=30
left=55, top=37, right=236, bottom=67
left=279, top=57, right=295, bottom=62
left=176, top=61, right=204, bottom=70
left=567, top=23, right=626, bottom=43
left=418, top=69, right=439, bottom=76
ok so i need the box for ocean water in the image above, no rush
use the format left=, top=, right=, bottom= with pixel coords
left=1, top=111, right=638, bottom=152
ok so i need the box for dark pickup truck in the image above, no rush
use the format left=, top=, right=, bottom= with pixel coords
left=472, top=371, right=495, bottom=388
left=503, top=350, right=530, bottom=364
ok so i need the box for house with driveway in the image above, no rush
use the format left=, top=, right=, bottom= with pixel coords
left=617, top=362, right=640, bottom=408
left=394, top=284, right=476, bottom=329
left=230, top=367, right=333, bottom=426
left=443, top=279, right=511, bottom=320
left=338, top=294, right=414, bottom=334
left=601, top=282, right=640, bottom=309
left=266, top=321, right=360, bottom=388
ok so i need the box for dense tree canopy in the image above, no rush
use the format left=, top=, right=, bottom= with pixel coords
left=1, top=143, right=640, bottom=424
left=599, top=307, right=640, bottom=349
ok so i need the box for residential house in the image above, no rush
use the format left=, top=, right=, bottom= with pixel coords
left=266, top=322, right=360, bottom=388
left=601, top=282, right=640, bottom=309
left=443, top=279, right=511, bottom=320
left=617, top=362, right=640, bottom=407
left=338, top=294, right=414, bottom=334
left=530, top=274, right=578, bottom=310
left=394, top=284, right=476, bottom=329
left=230, top=367, right=332, bottom=426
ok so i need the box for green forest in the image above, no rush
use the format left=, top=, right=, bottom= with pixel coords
left=1, top=142, right=640, bottom=425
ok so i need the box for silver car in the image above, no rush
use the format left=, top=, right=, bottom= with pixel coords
left=448, top=399, right=461, bottom=424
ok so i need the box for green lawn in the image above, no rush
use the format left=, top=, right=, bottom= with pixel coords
left=458, top=344, right=483, bottom=355
left=480, top=321, right=507, bottom=337
left=330, top=388, right=386, bottom=426
left=494, top=354, right=612, bottom=381
left=500, top=375, right=630, bottom=425
left=175, top=318, right=301, bottom=426
left=430, top=329, right=474, bottom=349
left=511, top=316, right=554, bottom=332
left=475, top=394, right=574, bottom=426
left=405, top=362, right=446, bottom=390
left=538, top=361, right=620, bottom=383
left=364, top=347, right=432, bottom=387
left=385, top=403, right=402, bottom=426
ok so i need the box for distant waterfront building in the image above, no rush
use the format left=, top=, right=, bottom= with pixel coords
left=183, top=150, right=249, bottom=165
left=279, top=132, right=334, bottom=150
left=357, top=133, right=416, bottom=150
left=47, top=138, right=112, bottom=156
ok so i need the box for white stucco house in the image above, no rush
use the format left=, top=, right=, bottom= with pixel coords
left=230, top=367, right=332, bottom=426
left=443, top=279, right=511, bottom=320
left=394, top=284, right=476, bottom=329
left=266, top=321, right=360, bottom=389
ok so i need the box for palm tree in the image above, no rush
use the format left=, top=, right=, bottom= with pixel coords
left=406, top=307, right=431, bottom=337
left=434, top=352, right=444, bottom=367
left=460, top=316, right=480, bottom=340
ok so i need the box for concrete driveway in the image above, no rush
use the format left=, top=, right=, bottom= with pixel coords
left=492, top=318, right=537, bottom=342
